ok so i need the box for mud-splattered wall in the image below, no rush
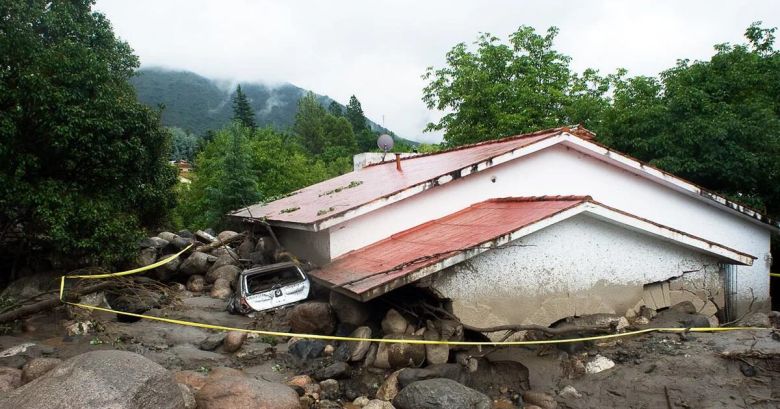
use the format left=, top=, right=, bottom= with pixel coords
left=428, top=213, right=723, bottom=334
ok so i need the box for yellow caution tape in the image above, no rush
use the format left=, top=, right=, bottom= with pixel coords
left=58, top=243, right=770, bottom=346
left=65, top=244, right=194, bottom=279
left=60, top=299, right=766, bottom=346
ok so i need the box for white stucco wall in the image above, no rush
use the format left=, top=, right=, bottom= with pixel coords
left=325, top=144, right=771, bottom=313
left=429, top=213, right=723, bottom=328
left=276, top=228, right=330, bottom=266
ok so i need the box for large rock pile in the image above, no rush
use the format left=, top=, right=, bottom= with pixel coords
left=133, top=229, right=280, bottom=305
left=283, top=298, right=531, bottom=409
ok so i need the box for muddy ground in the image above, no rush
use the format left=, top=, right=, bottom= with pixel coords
left=1, top=294, right=778, bottom=409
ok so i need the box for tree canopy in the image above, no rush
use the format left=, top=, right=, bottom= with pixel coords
left=0, top=0, right=176, bottom=267
left=422, top=26, right=591, bottom=146
left=423, top=23, right=780, bottom=215
left=598, top=22, right=780, bottom=214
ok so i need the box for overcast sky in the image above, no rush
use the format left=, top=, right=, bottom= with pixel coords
left=95, top=0, right=779, bottom=143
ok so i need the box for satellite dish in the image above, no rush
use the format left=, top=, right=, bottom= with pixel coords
left=377, top=134, right=394, bottom=153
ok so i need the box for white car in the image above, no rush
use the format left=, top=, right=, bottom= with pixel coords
left=228, top=262, right=310, bottom=314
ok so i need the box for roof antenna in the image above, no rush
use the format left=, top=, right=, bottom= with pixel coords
left=377, top=133, right=394, bottom=162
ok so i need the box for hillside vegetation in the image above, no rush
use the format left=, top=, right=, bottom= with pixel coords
left=131, top=68, right=399, bottom=138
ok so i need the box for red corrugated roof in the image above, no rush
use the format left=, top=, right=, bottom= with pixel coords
left=231, top=128, right=565, bottom=225
left=309, top=196, right=588, bottom=300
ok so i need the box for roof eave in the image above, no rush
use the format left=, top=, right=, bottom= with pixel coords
left=560, top=134, right=780, bottom=232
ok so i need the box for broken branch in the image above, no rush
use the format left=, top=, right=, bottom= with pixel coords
left=0, top=281, right=115, bottom=324
left=195, top=233, right=246, bottom=253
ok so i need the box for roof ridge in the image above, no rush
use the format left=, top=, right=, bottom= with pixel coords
left=484, top=195, right=592, bottom=203
left=363, top=126, right=583, bottom=168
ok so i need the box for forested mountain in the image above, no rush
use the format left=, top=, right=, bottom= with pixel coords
left=130, top=68, right=396, bottom=137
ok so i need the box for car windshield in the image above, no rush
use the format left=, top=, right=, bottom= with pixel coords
left=245, top=266, right=303, bottom=294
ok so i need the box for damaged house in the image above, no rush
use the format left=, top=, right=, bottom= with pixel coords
left=232, top=126, right=775, bottom=331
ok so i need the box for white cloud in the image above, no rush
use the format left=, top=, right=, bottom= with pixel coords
left=96, top=0, right=780, bottom=143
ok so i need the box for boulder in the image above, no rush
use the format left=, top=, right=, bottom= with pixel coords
left=186, top=275, right=205, bottom=293
left=135, top=247, right=158, bottom=268
left=348, top=327, right=373, bottom=361
left=210, top=278, right=232, bottom=300
left=423, top=328, right=449, bottom=365
left=199, top=333, right=225, bottom=351
left=208, top=254, right=240, bottom=274
left=177, top=230, right=194, bottom=239
left=0, top=367, right=22, bottom=392
left=170, top=236, right=195, bottom=251
left=206, top=265, right=241, bottom=284
left=287, top=375, right=320, bottom=396
left=174, top=370, right=207, bottom=391
left=312, top=362, right=350, bottom=380
left=522, top=391, right=557, bottom=409
left=154, top=254, right=181, bottom=281
left=381, top=309, right=408, bottom=335
left=393, top=378, right=491, bottom=409
left=217, top=230, right=240, bottom=242
left=330, top=291, right=371, bottom=326
left=287, top=374, right=315, bottom=389
left=319, top=378, right=340, bottom=400
left=238, top=237, right=255, bottom=260
left=223, top=331, right=247, bottom=353
left=289, top=339, right=326, bottom=361
left=21, top=358, right=61, bottom=384
left=195, top=376, right=299, bottom=409
left=0, top=350, right=184, bottom=409
left=289, top=302, right=336, bottom=335
left=158, top=231, right=178, bottom=242
left=140, top=237, right=169, bottom=249
left=179, top=252, right=211, bottom=276
left=375, top=335, right=425, bottom=369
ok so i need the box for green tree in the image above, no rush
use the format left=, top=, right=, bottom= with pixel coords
left=175, top=126, right=334, bottom=230
left=422, top=26, right=603, bottom=146
left=0, top=0, right=177, bottom=268
left=232, top=85, right=256, bottom=129
left=328, top=100, right=343, bottom=117
left=169, top=127, right=199, bottom=161
left=293, top=92, right=358, bottom=171
left=177, top=123, right=259, bottom=228
left=345, top=95, right=369, bottom=133
left=293, top=92, right=328, bottom=155
left=599, top=22, right=780, bottom=214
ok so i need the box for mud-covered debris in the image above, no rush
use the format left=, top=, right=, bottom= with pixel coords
left=585, top=355, right=615, bottom=374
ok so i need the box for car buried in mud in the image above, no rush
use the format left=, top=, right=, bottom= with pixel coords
left=227, top=262, right=311, bottom=314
